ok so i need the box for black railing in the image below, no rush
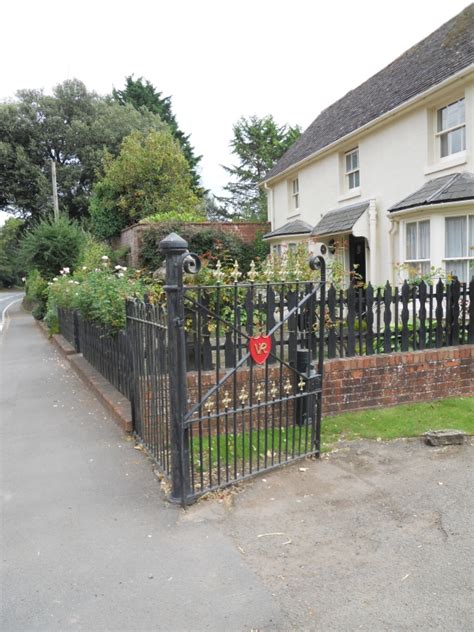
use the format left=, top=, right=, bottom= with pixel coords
left=57, top=307, right=78, bottom=350
left=126, top=300, right=171, bottom=476
left=57, top=309, right=131, bottom=399
left=56, top=264, right=473, bottom=506
left=77, top=316, right=131, bottom=399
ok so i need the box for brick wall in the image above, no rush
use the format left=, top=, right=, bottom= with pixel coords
left=323, top=345, right=474, bottom=416
left=117, top=222, right=270, bottom=267
left=184, top=345, right=473, bottom=418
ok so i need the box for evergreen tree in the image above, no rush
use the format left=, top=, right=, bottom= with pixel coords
left=220, top=115, right=301, bottom=221
left=113, top=76, right=203, bottom=195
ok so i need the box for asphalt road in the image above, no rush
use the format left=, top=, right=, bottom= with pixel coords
left=1, top=302, right=473, bottom=631
left=0, top=291, right=23, bottom=333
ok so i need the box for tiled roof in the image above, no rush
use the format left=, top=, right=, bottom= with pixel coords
left=311, top=202, right=369, bottom=237
left=264, top=5, right=474, bottom=182
left=263, top=219, right=313, bottom=239
left=388, top=172, right=474, bottom=212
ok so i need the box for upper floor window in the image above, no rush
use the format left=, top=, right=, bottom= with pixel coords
left=445, top=215, right=474, bottom=282
left=405, top=220, right=430, bottom=276
left=437, top=99, right=466, bottom=158
left=345, top=148, right=360, bottom=190
left=291, top=178, right=299, bottom=211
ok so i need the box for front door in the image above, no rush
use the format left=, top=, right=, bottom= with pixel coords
left=349, top=235, right=366, bottom=283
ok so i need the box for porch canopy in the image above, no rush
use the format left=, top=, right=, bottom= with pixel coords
left=311, top=201, right=369, bottom=238
left=263, top=219, right=313, bottom=240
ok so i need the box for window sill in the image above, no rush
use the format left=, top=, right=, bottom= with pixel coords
left=287, top=211, right=301, bottom=219
left=338, top=187, right=361, bottom=203
left=424, top=152, right=467, bottom=176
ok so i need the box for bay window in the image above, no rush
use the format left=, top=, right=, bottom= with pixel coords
left=405, top=220, right=430, bottom=276
left=445, top=215, right=474, bottom=282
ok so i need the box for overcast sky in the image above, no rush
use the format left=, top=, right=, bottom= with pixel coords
left=1, top=0, right=470, bottom=226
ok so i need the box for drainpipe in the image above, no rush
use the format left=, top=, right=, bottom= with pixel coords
left=388, top=218, right=399, bottom=285
left=368, top=199, right=377, bottom=284
left=263, top=182, right=274, bottom=226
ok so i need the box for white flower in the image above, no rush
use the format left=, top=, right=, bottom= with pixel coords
left=101, top=255, right=109, bottom=261
left=68, top=280, right=75, bottom=284
left=21, top=277, right=26, bottom=283
left=74, top=281, right=80, bottom=285
left=53, top=277, right=58, bottom=282
left=47, top=282, right=52, bottom=286
left=115, top=265, right=121, bottom=270
left=82, top=266, right=87, bottom=270
left=117, top=272, right=124, bottom=278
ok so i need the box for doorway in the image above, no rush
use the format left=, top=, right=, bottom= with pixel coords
left=349, top=235, right=367, bottom=283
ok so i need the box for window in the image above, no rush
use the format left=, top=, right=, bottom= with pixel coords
left=288, top=242, right=297, bottom=252
left=345, top=149, right=360, bottom=190
left=273, top=244, right=282, bottom=256
left=445, top=215, right=474, bottom=282
left=437, top=99, right=466, bottom=158
left=405, top=220, right=430, bottom=276
left=291, top=178, right=299, bottom=210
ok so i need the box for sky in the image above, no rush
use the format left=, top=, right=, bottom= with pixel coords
left=0, top=0, right=470, bottom=226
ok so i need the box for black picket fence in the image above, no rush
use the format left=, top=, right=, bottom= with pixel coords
left=324, top=278, right=473, bottom=359
left=182, top=278, right=473, bottom=370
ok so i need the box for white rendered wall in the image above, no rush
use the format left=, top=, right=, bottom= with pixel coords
left=267, top=74, right=474, bottom=285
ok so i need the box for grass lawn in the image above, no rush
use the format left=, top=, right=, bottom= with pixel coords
left=321, top=396, right=474, bottom=449
left=188, top=397, right=473, bottom=486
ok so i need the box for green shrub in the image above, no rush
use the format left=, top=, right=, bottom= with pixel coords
left=25, top=269, right=49, bottom=319
left=19, top=215, right=86, bottom=280
left=45, top=259, right=149, bottom=332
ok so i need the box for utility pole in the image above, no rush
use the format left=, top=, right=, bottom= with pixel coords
left=51, top=159, right=59, bottom=221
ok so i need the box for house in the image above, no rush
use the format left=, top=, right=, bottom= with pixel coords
left=262, top=5, right=474, bottom=284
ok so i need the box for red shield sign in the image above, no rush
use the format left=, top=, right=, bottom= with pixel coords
left=249, top=335, right=272, bottom=365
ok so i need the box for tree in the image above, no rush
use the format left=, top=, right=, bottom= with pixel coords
left=0, top=217, right=24, bottom=287
left=0, top=79, right=165, bottom=222
left=113, top=76, right=203, bottom=195
left=220, top=115, right=301, bottom=221
left=90, top=129, right=203, bottom=240
left=19, top=215, right=86, bottom=280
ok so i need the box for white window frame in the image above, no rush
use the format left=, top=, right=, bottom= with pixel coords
left=444, top=214, right=474, bottom=282
left=404, top=220, right=431, bottom=277
left=291, top=178, right=299, bottom=211
left=272, top=244, right=282, bottom=256
left=436, top=98, right=466, bottom=159
left=345, top=148, right=360, bottom=190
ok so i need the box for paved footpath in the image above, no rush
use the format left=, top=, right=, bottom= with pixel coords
left=1, top=304, right=282, bottom=631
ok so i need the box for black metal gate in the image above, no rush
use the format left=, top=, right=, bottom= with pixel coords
left=126, top=300, right=171, bottom=476
left=159, top=232, right=326, bottom=506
